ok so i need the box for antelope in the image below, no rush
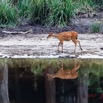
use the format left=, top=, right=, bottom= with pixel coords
left=47, top=64, right=80, bottom=80
left=47, top=31, right=82, bottom=53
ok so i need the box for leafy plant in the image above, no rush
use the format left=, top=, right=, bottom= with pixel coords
left=0, top=0, right=18, bottom=26
left=0, top=0, right=103, bottom=27
left=17, top=0, right=31, bottom=18
left=92, top=0, right=103, bottom=9
left=46, top=0, right=76, bottom=27
left=29, top=0, right=48, bottom=24
left=90, top=22, right=101, bottom=33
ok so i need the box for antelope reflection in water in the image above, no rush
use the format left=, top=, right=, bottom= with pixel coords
left=47, top=63, right=80, bottom=80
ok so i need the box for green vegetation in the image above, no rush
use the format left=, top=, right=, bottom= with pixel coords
left=46, top=0, right=76, bottom=27
left=0, top=0, right=103, bottom=27
left=90, top=22, right=101, bottom=33
left=0, top=0, right=18, bottom=27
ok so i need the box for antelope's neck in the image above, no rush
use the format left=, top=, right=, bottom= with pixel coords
left=52, top=34, right=58, bottom=38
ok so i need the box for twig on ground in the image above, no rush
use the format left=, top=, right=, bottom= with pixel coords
left=2, top=29, right=33, bottom=34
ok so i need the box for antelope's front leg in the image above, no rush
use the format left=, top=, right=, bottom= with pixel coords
left=58, top=42, right=61, bottom=52
left=58, top=42, right=63, bottom=53
left=61, top=43, right=63, bottom=53
left=72, top=39, right=77, bottom=53
left=60, top=41, right=63, bottom=53
left=77, top=40, right=83, bottom=51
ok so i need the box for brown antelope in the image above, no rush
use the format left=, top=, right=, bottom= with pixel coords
left=47, top=64, right=80, bottom=80
left=47, top=31, right=82, bottom=53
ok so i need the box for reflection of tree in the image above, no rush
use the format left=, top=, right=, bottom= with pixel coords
left=45, top=66, right=56, bottom=103
left=77, top=60, right=103, bottom=103
left=88, top=62, right=103, bottom=101
left=0, top=59, right=10, bottom=103
left=77, top=66, right=89, bottom=103
left=31, top=63, right=44, bottom=90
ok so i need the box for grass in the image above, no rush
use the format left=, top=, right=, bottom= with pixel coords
left=90, top=22, right=101, bottom=33
left=30, top=0, right=48, bottom=24
left=0, top=0, right=103, bottom=27
left=17, top=0, right=32, bottom=18
left=0, top=0, right=18, bottom=26
left=46, top=0, right=76, bottom=27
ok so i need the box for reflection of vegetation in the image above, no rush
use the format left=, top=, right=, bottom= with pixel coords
left=1, top=58, right=103, bottom=103
left=31, top=62, right=44, bottom=76
left=81, top=59, right=103, bottom=94
left=7, top=59, right=103, bottom=75
left=5, top=58, right=103, bottom=94
left=0, top=59, right=5, bottom=68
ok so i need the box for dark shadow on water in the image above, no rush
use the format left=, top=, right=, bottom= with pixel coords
left=8, top=67, right=46, bottom=103
left=56, top=79, right=77, bottom=103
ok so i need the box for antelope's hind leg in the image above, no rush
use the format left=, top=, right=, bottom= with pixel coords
left=77, top=40, right=83, bottom=51
left=58, top=42, right=63, bottom=53
left=72, top=39, right=83, bottom=52
left=72, top=39, right=77, bottom=53
left=58, top=42, right=61, bottom=52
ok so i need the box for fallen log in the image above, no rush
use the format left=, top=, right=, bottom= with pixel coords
left=2, top=29, right=33, bottom=34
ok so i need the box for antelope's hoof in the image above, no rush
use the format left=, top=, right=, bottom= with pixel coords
left=58, top=50, right=60, bottom=53
left=81, top=48, right=83, bottom=50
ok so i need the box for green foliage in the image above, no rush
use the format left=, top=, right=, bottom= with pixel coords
left=90, top=22, right=101, bottom=33
left=46, top=0, right=76, bottom=27
left=17, top=0, right=32, bottom=18
left=92, top=0, right=103, bottom=9
left=30, top=0, right=48, bottom=24
left=75, top=0, right=94, bottom=15
left=0, top=0, right=18, bottom=26
left=0, top=0, right=103, bottom=27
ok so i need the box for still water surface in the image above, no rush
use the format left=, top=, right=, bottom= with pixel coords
left=0, top=58, right=103, bottom=103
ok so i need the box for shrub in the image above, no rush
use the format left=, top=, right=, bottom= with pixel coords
left=46, top=0, right=76, bottom=27
left=90, top=22, right=101, bottom=33
left=0, top=0, right=103, bottom=27
left=17, top=0, right=31, bottom=18
left=30, top=0, right=48, bottom=25
left=92, top=0, right=103, bottom=9
left=0, top=0, right=18, bottom=26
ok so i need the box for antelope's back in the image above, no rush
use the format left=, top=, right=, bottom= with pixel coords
left=70, top=31, right=78, bottom=39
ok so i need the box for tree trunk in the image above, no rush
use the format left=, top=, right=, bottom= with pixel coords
left=0, top=67, right=3, bottom=103
left=77, top=68, right=88, bottom=103
left=45, top=67, right=56, bottom=103
left=0, top=60, right=10, bottom=103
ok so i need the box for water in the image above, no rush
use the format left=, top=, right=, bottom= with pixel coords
left=0, top=58, right=103, bottom=103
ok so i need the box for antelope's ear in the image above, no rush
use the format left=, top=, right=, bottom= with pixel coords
left=47, top=34, right=50, bottom=39
left=47, top=33, right=53, bottom=38
left=49, top=32, right=53, bottom=35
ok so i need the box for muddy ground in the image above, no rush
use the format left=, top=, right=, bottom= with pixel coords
left=0, top=32, right=103, bottom=58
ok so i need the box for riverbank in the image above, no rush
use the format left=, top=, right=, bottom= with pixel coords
left=0, top=33, right=103, bottom=59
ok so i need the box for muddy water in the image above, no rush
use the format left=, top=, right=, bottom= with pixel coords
left=0, top=58, right=103, bottom=103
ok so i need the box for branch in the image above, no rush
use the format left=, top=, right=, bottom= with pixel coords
left=2, top=29, right=33, bottom=34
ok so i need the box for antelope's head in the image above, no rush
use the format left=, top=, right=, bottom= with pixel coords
left=47, top=33, right=54, bottom=39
